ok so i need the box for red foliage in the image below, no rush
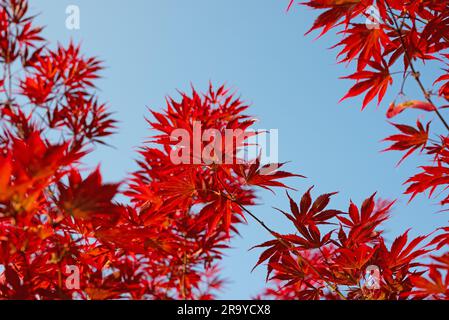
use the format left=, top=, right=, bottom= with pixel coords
left=0, top=0, right=298, bottom=299
left=2, top=0, right=449, bottom=300
left=254, top=0, right=449, bottom=300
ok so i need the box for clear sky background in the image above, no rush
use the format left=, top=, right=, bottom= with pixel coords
left=32, top=0, right=448, bottom=299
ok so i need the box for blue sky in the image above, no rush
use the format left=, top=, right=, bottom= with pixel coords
left=33, top=0, right=449, bottom=299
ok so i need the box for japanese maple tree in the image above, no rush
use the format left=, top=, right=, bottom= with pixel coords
left=2, top=0, right=449, bottom=301
left=253, top=0, right=449, bottom=300
left=0, top=0, right=299, bottom=300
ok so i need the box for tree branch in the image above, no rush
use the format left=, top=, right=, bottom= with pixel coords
left=385, top=0, right=449, bottom=132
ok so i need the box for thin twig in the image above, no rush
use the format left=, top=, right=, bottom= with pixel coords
left=385, top=0, right=449, bottom=132
left=213, top=170, right=347, bottom=300
left=233, top=200, right=347, bottom=300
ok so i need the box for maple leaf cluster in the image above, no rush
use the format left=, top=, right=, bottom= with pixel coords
left=124, top=84, right=300, bottom=299
left=0, top=0, right=300, bottom=299
left=255, top=0, right=449, bottom=300
left=255, top=190, right=434, bottom=299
